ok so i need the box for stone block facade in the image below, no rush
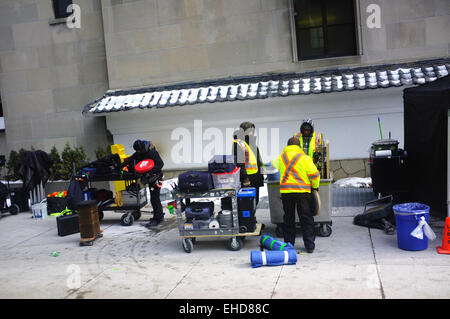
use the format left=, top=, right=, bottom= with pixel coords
left=0, top=0, right=110, bottom=158
left=330, top=159, right=371, bottom=181
left=0, top=0, right=448, bottom=163
left=102, top=0, right=450, bottom=89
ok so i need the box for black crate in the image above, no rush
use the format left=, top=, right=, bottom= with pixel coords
left=9, top=186, right=29, bottom=212
left=237, top=189, right=257, bottom=233
left=369, top=153, right=409, bottom=202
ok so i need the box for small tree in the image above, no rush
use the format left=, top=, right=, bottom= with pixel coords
left=49, top=146, right=63, bottom=181
left=95, top=145, right=112, bottom=160
left=59, top=143, right=89, bottom=180
left=6, top=148, right=26, bottom=181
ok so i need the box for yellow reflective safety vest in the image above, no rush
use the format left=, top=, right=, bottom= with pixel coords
left=233, top=138, right=258, bottom=175
left=272, top=145, right=320, bottom=193
left=293, top=131, right=323, bottom=158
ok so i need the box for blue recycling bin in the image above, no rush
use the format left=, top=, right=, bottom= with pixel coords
left=393, top=203, right=430, bottom=251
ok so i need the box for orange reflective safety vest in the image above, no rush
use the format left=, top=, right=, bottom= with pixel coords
left=233, top=138, right=258, bottom=175
left=272, top=145, right=320, bottom=193
left=293, top=131, right=323, bottom=158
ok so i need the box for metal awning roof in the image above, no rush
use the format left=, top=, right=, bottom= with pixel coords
left=82, top=58, right=450, bottom=116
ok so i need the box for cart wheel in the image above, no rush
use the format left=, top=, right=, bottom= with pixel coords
left=229, top=237, right=243, bottom=251
left=317, top=224, right=332, bottom=237
left=120, top=213, right=134, bottom=226
left=98, top=210, right=104, bottom=221
left=182, top=238, right=193, bottom=253
left=10, top=204, right=20, bottom=215
left=132, top=210, right=141, bottom=221
left=239, top=226, right=248, bottom=233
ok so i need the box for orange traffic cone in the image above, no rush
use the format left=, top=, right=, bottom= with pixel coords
left=437, top=217, right=450, bottom=254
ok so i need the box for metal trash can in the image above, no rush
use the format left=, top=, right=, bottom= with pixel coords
left=77, top=200, right=103, bottom=246
left=266, top=170, right=333, bottom=238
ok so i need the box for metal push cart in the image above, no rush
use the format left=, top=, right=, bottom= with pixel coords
left=174, top=188, right=262, bottom=253
left=74, top=171, right=149, bottom=226
left=265, top=139, right=333, bottom=237
left=266, top=177, right=333, bottom=237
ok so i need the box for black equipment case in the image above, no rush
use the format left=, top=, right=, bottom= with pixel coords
left=178, top=171, right=213, bottom=193
left=185, top=201, right=214, bottom=220
left=56, top=212, right=79, bottom=236
left=237, top=187, right=257, bottom=233
left=208, top=155, right=236, bottom=173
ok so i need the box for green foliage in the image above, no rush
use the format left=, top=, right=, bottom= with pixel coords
left=95, top=145, right=112, bottom=160
left=49, top=146, right=63, bottom=181
left=59, top=143, right=88, bottom=180
left=6, top=148, right=26, bottom=180
left=6, top=143, right=89, bottom=181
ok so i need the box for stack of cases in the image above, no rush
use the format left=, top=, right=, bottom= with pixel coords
left=178, top=171, right=213, bottom=193
left=208, top=155, right=239, bottom=189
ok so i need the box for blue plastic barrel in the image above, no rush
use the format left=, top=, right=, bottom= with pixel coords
left=264, top=163, right=280, bottom=182
left=393, top=203, right=430, bottom=251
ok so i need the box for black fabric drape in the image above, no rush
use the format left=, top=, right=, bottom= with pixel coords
left=403, top=75, right=450, bottom=218
left=18, top=150, right=53, bottom=192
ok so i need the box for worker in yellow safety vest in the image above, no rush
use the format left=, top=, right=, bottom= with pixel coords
left=233, top=121, right=265, bottom=226
left=294, top=119, right=324, bottom=166
left=272, top=137, right=320, bottom=253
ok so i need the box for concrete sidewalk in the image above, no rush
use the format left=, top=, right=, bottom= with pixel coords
left=0, top=203, right=449, bottom=299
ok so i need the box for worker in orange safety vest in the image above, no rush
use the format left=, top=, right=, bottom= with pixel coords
left=272, top=137, right=320, bottom=253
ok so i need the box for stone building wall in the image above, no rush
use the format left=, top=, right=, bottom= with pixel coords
left=0, top=0, right=448, bottom=161
left=330, top=158, right=371, bottom=181
left=0, top=0, right=110, bottom=158
left=102, top=0, right=450, bottom=90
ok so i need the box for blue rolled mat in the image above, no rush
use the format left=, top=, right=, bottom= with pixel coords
left=250, top=249, right=297, bottom=268
left=259, top=235, right=294, bottom=251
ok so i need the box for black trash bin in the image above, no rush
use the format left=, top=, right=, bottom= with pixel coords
left=369, top=139, right=409, bottom=203
left=9, top=185, right=29, bottom=212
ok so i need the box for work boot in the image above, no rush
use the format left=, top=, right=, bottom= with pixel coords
left=145, top=218, right=164, bottom=228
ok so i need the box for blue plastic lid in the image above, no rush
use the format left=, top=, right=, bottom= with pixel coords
left=266, top=171, right=280, bottom=181
left=238, top=187, right=256, bottom=197
left=393, top=202, right=430, bottom=213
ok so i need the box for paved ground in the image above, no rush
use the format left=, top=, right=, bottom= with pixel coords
left=0, top=197, right=449, bottom=299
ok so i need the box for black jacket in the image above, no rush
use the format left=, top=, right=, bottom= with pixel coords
left=122, top=147, right=164, bottom=175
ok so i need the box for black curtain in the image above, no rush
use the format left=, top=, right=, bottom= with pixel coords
left=18, top=150, right=53, bottom=192
left=403, top=75, right=450, bottom=219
